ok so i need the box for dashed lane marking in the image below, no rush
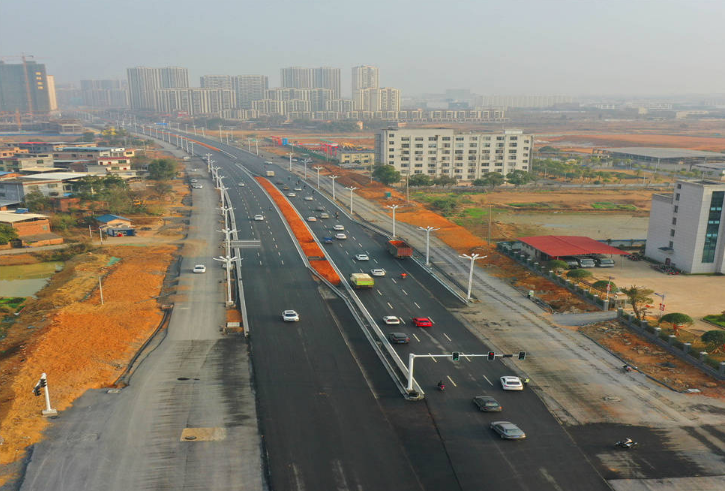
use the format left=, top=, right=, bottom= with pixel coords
left=377, top=290, right=382, bottom=296
left=443, top=333, right=452, bottom=342
left=483, top=375, right=493, bottom=386
left=414, top=302, right=421, bottom=309
left=429, top=353, right=437, bottom=363
left=402, top=289, right=408, bottom=296
left=412, top=333, right=421, bottom=342
left=446, top=375, right=457, bottom=387
left=387, top=302, right=393, bottom=309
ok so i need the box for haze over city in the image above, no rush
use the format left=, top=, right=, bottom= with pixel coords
left=4, top=0, right=725, bottom=95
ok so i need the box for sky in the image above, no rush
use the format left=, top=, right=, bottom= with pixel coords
left=3, top=0, right=725, bottom=97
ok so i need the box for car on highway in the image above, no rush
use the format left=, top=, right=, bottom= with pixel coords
left=192, top=264, right=206, bottom=274
left=320, top=212, right=330, bottom=219
left=315, top=206, right=325, bottom=212
left=489, top=421, right=526, bottom=440
left=254, top=215, right=264, bottom=221
left=304, top=196, right=314, bottom=201
left=294, top=187, right=303, bottom=191
left=238, top=182, right=245, bottom=187
left=287, top=192, right=296, bottom=197
left=275, top=180, right=283, bottom=184
left=500, top=376, right=524, bottom=391
left=355, top=254, right=369, bottom=261
left=265, top=161, right=273, bottom=165
left=370, top=268, right=386, bottom=277
left=382, top=316, right=401, bottom=325
left=307, top=216, right=317, bottom=222
left=282, top=310, right=299, bottom=322
left=335, top=233, right=347, bottom=240
left=388, top=332, right=410, bottom=344
left=333, top=224, right=345, bottom=231
left=473, top=395, right=502, bottom=412
left=411, top=317, right=433, bottom=327
left=282, top=185, right=290, bottom=190
left=192, top=184, right=203, bottom=189
left=190, top=179, right=198, bottom=183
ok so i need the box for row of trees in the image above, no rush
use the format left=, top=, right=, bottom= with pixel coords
left=371, top=165, right=537, bottom=188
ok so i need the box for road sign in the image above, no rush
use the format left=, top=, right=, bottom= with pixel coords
left=229, top=240, right=261, bottom=249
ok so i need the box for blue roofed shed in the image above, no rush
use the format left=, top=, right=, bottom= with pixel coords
left=95, top=214, right=132, bottom=228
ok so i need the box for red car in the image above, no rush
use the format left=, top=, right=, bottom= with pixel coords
left=411, top=317, right=433, bottom=327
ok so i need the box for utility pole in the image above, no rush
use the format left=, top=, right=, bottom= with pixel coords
left=313, top=166, right=324, bottom=189
left=488, top=204, right=493, bottom=245
left=346, top=186, right=358, bottom=214
left=459, top=254, right=487, bottom=301
left=287, top=152, right=294, bottom=171
left=98, top=277, right=104, bottom=305
left=330, top=175, right=338, bottom=201
left=419, top=226, right=440, bottom=266
left=387, top=205, right=399, bottom=237
left=213, top=255, right=239, bottom=306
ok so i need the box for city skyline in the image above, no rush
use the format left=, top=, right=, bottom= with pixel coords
left=4, top=0, right=725, bottom=96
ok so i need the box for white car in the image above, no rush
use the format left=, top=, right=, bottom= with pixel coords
left=282, top=310, right=299, bottom=322
left=333, top=224, right=345, bottom=231
left=355, top=254, right=369, bottom=261
left=500, top=376, right=524, bottom=391
left=294, top=187, right=303, bottom=191
left=307, top=216, right=317, bottom=222
left=304, top=196, right=314, bottom=201
left=254, top=215, right=264, bottom=221
left=192, top=264, right=206, bottom=274
left=238, top=182, right=245, bottom=187
left=335, top=233, right=347, bottom=240
left=320, top=212, right=330, bottom=219
left=383, top=316, right=401, bottom=325
left=192, top=184, right=203, bottom=189
left=370, top=268, right=386, bottom=277
left=287, top=192, right=296, bottom=197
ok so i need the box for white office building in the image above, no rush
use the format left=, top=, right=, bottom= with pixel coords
left=645, top=180, right=725, bottom=273
left=375, top=128, right=532, bottom=181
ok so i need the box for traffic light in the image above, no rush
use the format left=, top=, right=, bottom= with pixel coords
left=40, top=378, right=47, bottom=388
left=518, top=351, right=526, bottom=360
left=452, top=352, right=460, bottom=361
left=487, top=351, right=495, bottom=361
left=33, top=385, right=41, bottom=397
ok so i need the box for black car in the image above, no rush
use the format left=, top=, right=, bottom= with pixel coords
left=472, top=395, right=502, bottom=412
left=388, top=332, right=410, bottom=344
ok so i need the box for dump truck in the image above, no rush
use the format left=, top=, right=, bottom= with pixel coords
left=349, top=273, right=374, bottom=289
left=387, top=240, right=413, bottom=259
left=265, top=170, right=275, bottom=177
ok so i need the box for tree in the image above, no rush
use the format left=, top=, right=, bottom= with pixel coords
left=372, top=165, right=401, bottom=185
left=23, top=190, right=51, bottom=212
left=506, top=170, right=536, bottom=187
left=433, top=175, right=458, bottom=186
left=538, top=146, right=559, bottom=153
left=566, top=269, right=593, bottom=279
left=147, top=158, right=178, bottom=180
left=701, top=330, right=725, bottom=353
left=592, top=280, right=618, bottom=293
left=408, top=174, right=433, bottom=187
left=547, top=260, right=569, bottom=273
left=429, top=197, right=457, bottom=215
left=0, top=224, right=18, bottom=245
left=476, top=172, right=505, bottom=189
left=659, top=312, right=694, bottom=337
left=152, top=182, right=173, bottom=199
left=620, top=286, right=654, bottom=320
left=78, top=131, right=96, bottom=142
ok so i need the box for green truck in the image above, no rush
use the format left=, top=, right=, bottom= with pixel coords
left=349, top=273, right=374, bottom=289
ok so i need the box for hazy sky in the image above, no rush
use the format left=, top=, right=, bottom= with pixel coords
left=3, top=0, right=725, bottom=96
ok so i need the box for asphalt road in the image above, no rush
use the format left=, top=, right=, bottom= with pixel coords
left=188, top=134, right=611, bottom=491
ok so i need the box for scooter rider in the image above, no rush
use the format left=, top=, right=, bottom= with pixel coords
left=437, top=380, right=445, bottom=390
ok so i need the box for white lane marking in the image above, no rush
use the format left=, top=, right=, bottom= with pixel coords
left=345, top=250, right=349, bottom=255
left=464, top=355, right=471, bottom=362
left=483, top=375, right=493, bottom=386
left=443, top=333, right=452, bottom=342
left=446, top=375, right=457, bottom=387
left=281, top=260, right=284, bottom=265
left=387, top=302, right=393, bottom=309
left=391, top=278, right=397, bottom=284
left=259, top=261, right=262, bottom=265
left=278, top=251, right=281, bottom=256
left=402, top=289, right=408, bottom=296
left=429, top=317, right=434, bottom=324
left=358, top=243, right=363, bottom=247
left=275, top=244, right=278, bottom=249
left=414, top=302, right=421, bottom=309
left=373, top=259, right=378, bottom=264
left=412, top=333, right=421, bottom=342
left=377, top=290, right=382, bottom=296
left=429, top=353, right=437, bottom=363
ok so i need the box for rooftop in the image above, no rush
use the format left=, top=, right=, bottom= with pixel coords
left=0, top=211, right=49, bottom=223
left=19, top=172, right=91, bottom=181
left=605, top=147, right=723, bottom=159
left=518, top=236, right=628, bottom=257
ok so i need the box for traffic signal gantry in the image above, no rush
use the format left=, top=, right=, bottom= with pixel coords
left=32, top=373, right=57, bottom=416
left=406, top=351, right=527, bottom=393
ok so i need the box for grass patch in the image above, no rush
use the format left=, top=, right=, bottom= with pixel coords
left=462, top=207, right=488, bottom=219
left=508, top=202, right=553, bottom=209
left=703, top=314, right=725, bottom=328
left=591, top=202, right=638, bottom=211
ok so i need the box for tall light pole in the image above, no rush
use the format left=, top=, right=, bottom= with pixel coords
left=346, top=186, right=358, bottom=214
left=313, top=166, right=323, bottom=189
left=459, top=254, right=487, bottom=302
left=654, top=292, right=666, bottom=318
left=330, top=175, right=338, bottom=201
left=219, top=226, right=237, bottom=257
left=419, top=226, right=440, bottom=266
left=287, top=152, right=294, bottom=171
left=405, top=173, right=410, bottom=203
left=213, top=255, right=239, bottom=306
left=247, top=138, right=252, bottom=152
left=303, top=159, right=308, bottom=180
left=387, top=204, right=399, bottom=237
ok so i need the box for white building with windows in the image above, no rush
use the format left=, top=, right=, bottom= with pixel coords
left=374, top=128, right=532, bottom=181
left=645, top=180, right=725, bottom=274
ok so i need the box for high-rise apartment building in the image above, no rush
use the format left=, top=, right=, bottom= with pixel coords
left=313, top=67, right=341, bottom=99
left=645, top=180, right=725, bottom=273
left=155, top=88, right=235, bottom=116
left=126, top=66, right=189, bottom=110
left=0, top=60, right=51, bottom=113
left=281, top=67, right=313, bottom=89
left=352, top=65, right=379, bottom=109
left=46, top=75, right=58, bottom=111
left=359, top=87, right=400, bottom=112
left=200, top=75, right=232, bottom=90
left=79, top=80, right=128, bottom=108
left=231, top=75, right=268, bottom=109
left=375, top=128, right=532, bottom=181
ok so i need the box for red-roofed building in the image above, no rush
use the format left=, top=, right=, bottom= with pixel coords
left=518, top=236, right=628, bottom=261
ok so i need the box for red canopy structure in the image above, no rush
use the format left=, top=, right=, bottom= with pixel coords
left=518, top=236, right=628, bottom=258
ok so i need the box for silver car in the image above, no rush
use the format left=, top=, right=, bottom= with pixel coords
left=490, top=421, right=526, bottom=440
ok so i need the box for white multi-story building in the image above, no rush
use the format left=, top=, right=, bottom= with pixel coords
left=155, top=88, right=236, bottom=116
left=126, top=66, right=189, bottom=110
left=645, top=180, right=725, bottom=273
left=312, top=67, right=341, bottom=99
left=232, top=75, right=268, bottom=108
left=358, top=87, right=401, bottom=112
left=352, top=65, right=379, bottom=109
left=281, top=67, right=313, bottom=89
left=375, top=128, right=532, bottom=181
left=200, top=75, right=232, bottom=90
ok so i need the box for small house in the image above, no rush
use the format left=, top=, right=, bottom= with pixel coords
left=95, top=214, right=132, bottom=229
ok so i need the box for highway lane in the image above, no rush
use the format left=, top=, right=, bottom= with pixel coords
left=205, top=150, right=441, bottom=490
left=180, top=134, right=611, bottom=490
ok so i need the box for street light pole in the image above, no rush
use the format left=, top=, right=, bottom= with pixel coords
left=304, top=159, right=308, bottom=180
left=654, top=292, right=666, bottom=318
left=287, top=152, right=294, bottom=171
left=387, top=205, right=399, bottom=237
left=213, top=255, right=239, bottom=306
left=313, top=166, right=323, bottom=189
left=346, top=186, right=358, bottom=214
left=330, top=175, right=338, bottom=201
left=459, top=254, right=487, bottom=301
left=406, top=174, right=410, bottom=203
left=419, top=226, right=440, bottom=266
